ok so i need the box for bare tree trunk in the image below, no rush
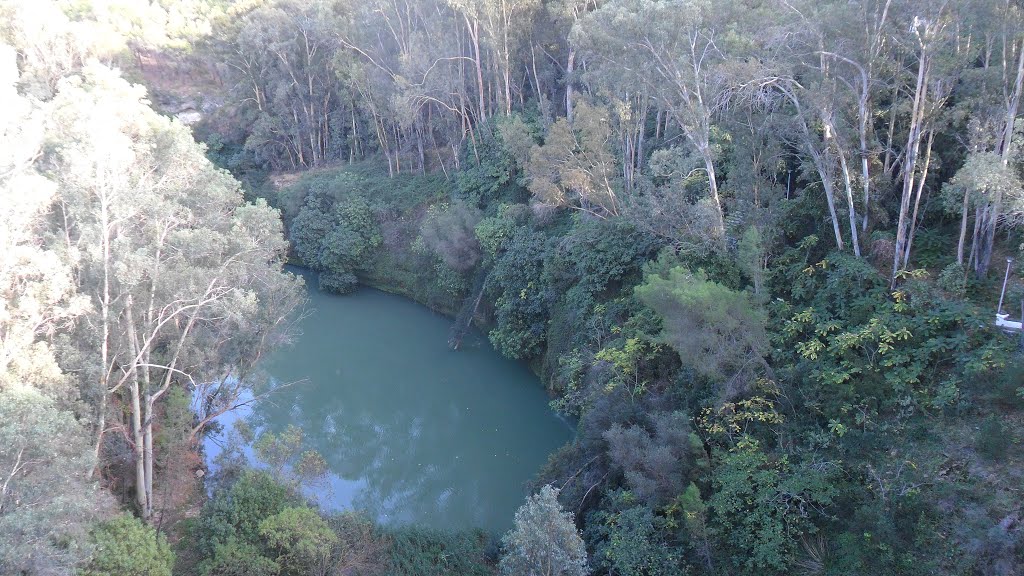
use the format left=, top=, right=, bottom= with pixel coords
left=891, top=45, right=931, bottom=287
left=976, top=38, right=1024, bottom=276
left=825, top=114, right=862, bottom=257
left=957, top=184, right=971, bottom=265
left=566, top=49, right=575, bottom=122
left=91, top=195, right=112, bottom=478
left=902, top=129, right=935, bottom=268
left=858, top=82, right=873, bottom=232
left=125, top=295, right=148, bottom=519
left=703, top=150, right=726, bottom=238
left=143, top=397, right=155, bottom=521
left=969, top=206, right=985, bottom=270
left=816, top=163, right=845, bottom=252
left=882, top=81, right=899, bottom=178
left=465, top=15, right=487, bottom=124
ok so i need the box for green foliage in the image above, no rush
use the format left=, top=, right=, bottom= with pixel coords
left=738, top=226, right=768, bottom=299
left=291, top=190, right=382, bottom=293
left=0, top=387, right=111, bottom=574
left=942, top=152, right=1023, bottom=218
left=636, top=256, right=768, bottom=397
left=707, top=438, right=837, bottom=575
left=773, top=252, right=1011, bottom=429
left=499, top=486, right=589, bottom=576
left=603, top=411, right=697, bottom=507
left=595, top=337, right=659, bottom=398
left=588, top=492, right=686, bottom=576
left=545, top=219, right=660, bottom=301
left=526, top=100, right=622, bottom=218
left=194, top=470, right=299, bottom=556
left=198, top=538, right=280, bottom=576
left=386, top=526, right=493, bottom=576
left=994, top=362, right=1024, bottom=409
left=976, top=415, right=1011, bottom=460
left=419, top=201, right=484, bottom=272
left=486, top=228, right=552, bottom=358
left=475, top=204, right=528, bottom=260
left=456, top=121, right=529, bottom=206
left=936, top=262, right=967, bottom=297
left=259, top=506, right=337, bottom=576
left=83, top=514, right=174, bottom=576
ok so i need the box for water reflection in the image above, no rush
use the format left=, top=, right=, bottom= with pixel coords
left=207, top=277, right=572, bottom=534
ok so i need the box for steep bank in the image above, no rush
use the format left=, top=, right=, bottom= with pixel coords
left=259, top=155, right=1024, bottom=576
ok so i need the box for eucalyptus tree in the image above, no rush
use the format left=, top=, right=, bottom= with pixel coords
left=525, top=99, right=622, bottom=217
left=0, top=50, right=114, bottom=574
left=542, top=0, right=602, bottom=122
left=948, top=0, right=1024, bottom=276
left=47, top=64, right=302, bottom=521
left=889, top=0, right=960, bottom=285
left=333, top=0, right=458, bottom=173
left=0, top=0, right=121, bottom=98
left=808, top=0, right=897, bottom=235
left=572, top=0, right=730, bottom=241
left=0, top=387, right=114, bottom=575
left=447, top=0, right=542, bottom=117
left=499, top=485, right=589, bottom=576
left=225, top=1, right=340, bottom=169
left=777, top=0, right=901, bottom=257
left=0, top=46, right=86, bottom=398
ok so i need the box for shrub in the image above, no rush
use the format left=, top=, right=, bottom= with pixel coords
left=83, top=515, right=174, bottom=576
left=198, top=538, right=279, bottom=576
left=259, top=506, right=337, bottom=576
left=976, top=415, right=1010, bottom=460
left=194, top=470, right=298, bottom=556
left=499, top=486, right=588, bottom=576
left=386, top=526, right=493, bottom=576
left=419, top=201, right=483, bottom=272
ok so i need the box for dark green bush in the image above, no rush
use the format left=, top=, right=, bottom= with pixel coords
left=976, top=415, right=1010, bottom=460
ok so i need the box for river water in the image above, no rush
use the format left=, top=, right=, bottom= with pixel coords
left=204, top=271, right=573, bottom=534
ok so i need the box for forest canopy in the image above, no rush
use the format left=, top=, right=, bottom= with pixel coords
left=3, top=0, right=1024, bottom=574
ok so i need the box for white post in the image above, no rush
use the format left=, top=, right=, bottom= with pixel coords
left=998, top=257, right=1014, bottom=315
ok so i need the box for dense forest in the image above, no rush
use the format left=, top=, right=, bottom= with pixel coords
left=3, top=0, right=1024, bottom=574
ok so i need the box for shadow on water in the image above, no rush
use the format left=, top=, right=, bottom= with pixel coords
left=205, top=269, right=573, bottom=534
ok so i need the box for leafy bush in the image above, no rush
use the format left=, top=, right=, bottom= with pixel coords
left=259, top=507, right=337, bottom=576
left=976, top=415, right=1010, bottom=460
left=486, top=228, right=552, bottom=358
left=708, top=438, right=837, bottom=575
left=194, top=470, right=299, bottom=556
left=83, top=515, right=174, bottom=576
left=419, top=201, right=483, bottom=272
left=290, top=191, right=382, bottom=293
left=587, top=492, right=686, bottom=576
left=198, top=538, right=280, bottom=576
left=635, top=256, right=768, bottom=398
left=475, top=203, right=531, bottom=260
left=603, top=411, right=698, bottom=507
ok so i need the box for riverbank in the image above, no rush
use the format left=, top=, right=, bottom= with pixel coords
left=248, top=151, right=1024, bottom=576
left=180, top=270, right=574, bottom=573
left=204, top=275, right=572, bottom=533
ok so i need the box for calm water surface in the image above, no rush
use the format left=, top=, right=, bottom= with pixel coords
left=205, top=271, right=573, bottom=534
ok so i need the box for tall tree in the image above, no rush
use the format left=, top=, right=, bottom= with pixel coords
left=890, top=0, right=957, bottom=285
left=499, top=485, right=589, bottom=576
left=48, top=65, right=302, bottom=521
left=573, top=0, right=730, bottom=240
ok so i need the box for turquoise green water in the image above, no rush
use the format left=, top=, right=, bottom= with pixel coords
left=207, top=272, right=573, bottom=534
